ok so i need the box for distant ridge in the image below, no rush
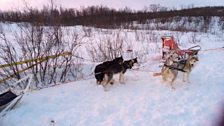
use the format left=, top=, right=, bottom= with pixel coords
left=0, top=6, right=223, bottom=27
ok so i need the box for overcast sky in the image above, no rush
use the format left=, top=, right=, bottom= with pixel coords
left=0, top=0, right=224, bottom=11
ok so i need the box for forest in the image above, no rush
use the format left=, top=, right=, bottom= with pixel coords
left=0, top=5, right=224, bottom=28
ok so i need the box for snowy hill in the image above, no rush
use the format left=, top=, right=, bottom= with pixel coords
left=1, top=30, right=224, bottom=126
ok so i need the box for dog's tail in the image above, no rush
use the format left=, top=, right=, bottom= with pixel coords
left=153, top=72, right=162, bottom=76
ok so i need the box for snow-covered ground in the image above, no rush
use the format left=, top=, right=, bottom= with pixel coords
left=0, top=24, right=224, bottom=126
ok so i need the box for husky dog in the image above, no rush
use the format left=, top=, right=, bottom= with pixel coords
left=181, top=55, right=199, bottom=82
left=94, top=56, right=123, bottom=85
left=122, top=57, right=138, bottom=74
left=102, top=57, right=138, bottom=91
left=161, top=54, right=199, bottom=89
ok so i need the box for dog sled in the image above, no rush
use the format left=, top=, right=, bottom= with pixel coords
left=153, top=36, right=201, bottom=77
left=162, top=36, right=201, bottom=59
left=0, top=74, right=33, bottom=117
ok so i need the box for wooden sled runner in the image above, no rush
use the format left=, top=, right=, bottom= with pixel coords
left=0, top=74, right=33, bottom=117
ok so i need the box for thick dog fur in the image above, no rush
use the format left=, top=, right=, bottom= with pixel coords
left=122, top=58, right=138, bottom=73
left=102, top=57, right=138, bottom=91
left=161, top=55, right=199, bottom=89
left=94, top=56, right=124, bottom=85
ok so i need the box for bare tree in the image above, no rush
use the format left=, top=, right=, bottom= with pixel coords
left=0, top=22, right=84, bottom=90
left=86, top=29, right=124, bottom=62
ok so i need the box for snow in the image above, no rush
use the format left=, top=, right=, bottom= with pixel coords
left=1, top=24, right=224, bottom=126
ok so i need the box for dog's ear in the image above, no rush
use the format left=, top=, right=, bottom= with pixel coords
left=192, top=51, right=198, bottom=56
left=134, top=57, right=138, bottom=62
left=194, top=56, right=199, bottom=61
left=117, top=56, right=123, bottom=59
left=121, top=56, right=124, bottom=61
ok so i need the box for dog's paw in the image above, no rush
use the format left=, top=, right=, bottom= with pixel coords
left=170, top=83, right=175, bottom=89
left=104, top=87, right=109, bottom=92
left=171, top=87, right=175, bottom=90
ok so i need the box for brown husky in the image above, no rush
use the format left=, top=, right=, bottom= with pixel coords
left=161, top=55, right=199, bottom=89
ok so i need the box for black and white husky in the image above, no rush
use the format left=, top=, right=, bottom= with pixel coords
left=102, top=57, right=138, bottom=91
left=94, top=56, right=124, bottom=85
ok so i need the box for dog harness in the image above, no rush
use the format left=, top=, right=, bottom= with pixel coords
left=164, top=59, right=187, bottom=72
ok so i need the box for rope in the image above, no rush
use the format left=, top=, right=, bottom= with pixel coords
left=164, top=64, right=186, bottom=72
left=72, top=55, right=94, bottom=62
left=131, top=68, right=158, bottom=73
left=200, top=47, right=224, bottom=52
left=26, top=46, right=224, bottom=90
left=0, top=60, right=45, bottom=83
left=0, top=51, right=72, bottom=69
left=0, top=52, right=72, bottom=84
